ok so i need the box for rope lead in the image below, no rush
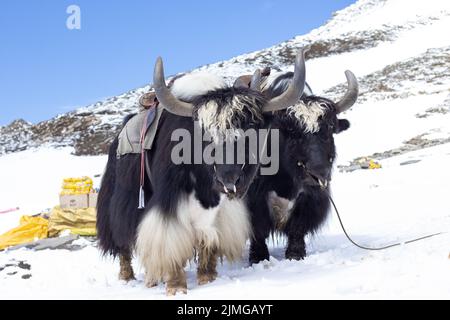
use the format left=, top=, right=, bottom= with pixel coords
left=328, top=194, right=445, bottom=251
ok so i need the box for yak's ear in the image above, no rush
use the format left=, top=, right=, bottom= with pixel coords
left=335, top=119, right=350, bottom=134
left=139, top=92, right=157, bottom=109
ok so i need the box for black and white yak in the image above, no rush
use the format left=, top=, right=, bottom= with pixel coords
left=96, top=50, right=307, bottom=295
left=244, top=69, right=359, bottom=264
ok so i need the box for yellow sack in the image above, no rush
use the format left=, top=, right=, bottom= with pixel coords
left=60, top=176, right=93, bottom=195
left=356, top=157, right=382, bottom=170
left=63, top=176, right=93, bottom=184
left=369, top=159, right=382, bottom=169
left=48, top=206, right=97, bottom=237
left=0, top=216, right=49, bottom=251
left=69, top=227, right=97, bottom=237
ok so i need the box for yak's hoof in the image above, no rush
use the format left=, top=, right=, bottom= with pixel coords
left=119, top=269, right=136, bottom=282
left=249, top=252, right=270, bottom=265
left=166, top=272, right=188, bottom=296
left=197, top=272, right=217, bottom=286
left=145, top=279, right=158, bottom=288
left=119, top=254, right=135, bottom=282
left=249, top=242, right=270, bottom=266
left=285, top=248, right=306, bottom=261
left=166, top=285, right=188, bottom=296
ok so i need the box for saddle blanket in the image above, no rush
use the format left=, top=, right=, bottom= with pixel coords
left=116, top=106, right=163, bottom=157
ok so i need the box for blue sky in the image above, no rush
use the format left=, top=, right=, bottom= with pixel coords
left=0, top=0, right=355, bottom=126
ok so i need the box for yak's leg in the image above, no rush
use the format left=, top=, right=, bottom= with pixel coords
left=144, top=272, right=158, bottom=288
left=248, top=197, right=272, bottom=265
left=285, top=232, right=307, bottom=260
left=285, top=190, right=330, bottom=260
left=136, top=209, right=194, bottom=295
left=197, top=247, right=218, bottom=285
left=249, top=238, right=270, bottom=265
left=119, top=252, right=135, bottom=281
left=166, top=266, right=188, bottom=296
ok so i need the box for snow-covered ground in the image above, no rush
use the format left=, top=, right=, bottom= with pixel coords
left=1, top=0, right=449, bottom=299
left=0, top=148, right=106, bottom=235
left=0, top=144, right=449, bottom=299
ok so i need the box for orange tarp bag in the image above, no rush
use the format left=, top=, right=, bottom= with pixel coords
left=0, top=216, right=48, bottom=250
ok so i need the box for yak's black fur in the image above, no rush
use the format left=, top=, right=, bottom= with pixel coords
left=97, top=86, right=268, bottom=259
left=96, top=115, right=152, bottom=257
left=246, top=92, right=351, bottom=264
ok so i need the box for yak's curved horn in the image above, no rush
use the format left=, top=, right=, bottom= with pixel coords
left=336, top=70, right=359, bottom=114
left=250, top=69, right=261, bottom=91
left=153, top=57, right=193, bottom=117
left=262, top=48, right=306, bottom=113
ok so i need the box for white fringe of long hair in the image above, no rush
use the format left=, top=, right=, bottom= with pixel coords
left=287, top=101, right=328, bottom=133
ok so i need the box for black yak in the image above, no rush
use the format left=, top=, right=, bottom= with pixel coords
left=245, top=70, right=359, bottom=264
left=96, top=50, right=307, bottom=295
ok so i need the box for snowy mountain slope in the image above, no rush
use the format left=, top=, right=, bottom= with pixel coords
left=1, top=0, right=449, bottom=157
left=1, top=0, right=449, bottom=299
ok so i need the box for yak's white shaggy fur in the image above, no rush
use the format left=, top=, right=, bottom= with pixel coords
left=196, top=95, right=263, bottom=143
left=136, top=204, right=195, bottom=285
left=170, top=72, right=227, bottom=101
left=262, top=70, right=327, bottom=133
left=287, top=100, right=328, bottom=133
left=216, top=198, right=251, bottom=262
left=267, top=191, right=295, bottom=231
left=136, top=192, right=250, bottom=284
